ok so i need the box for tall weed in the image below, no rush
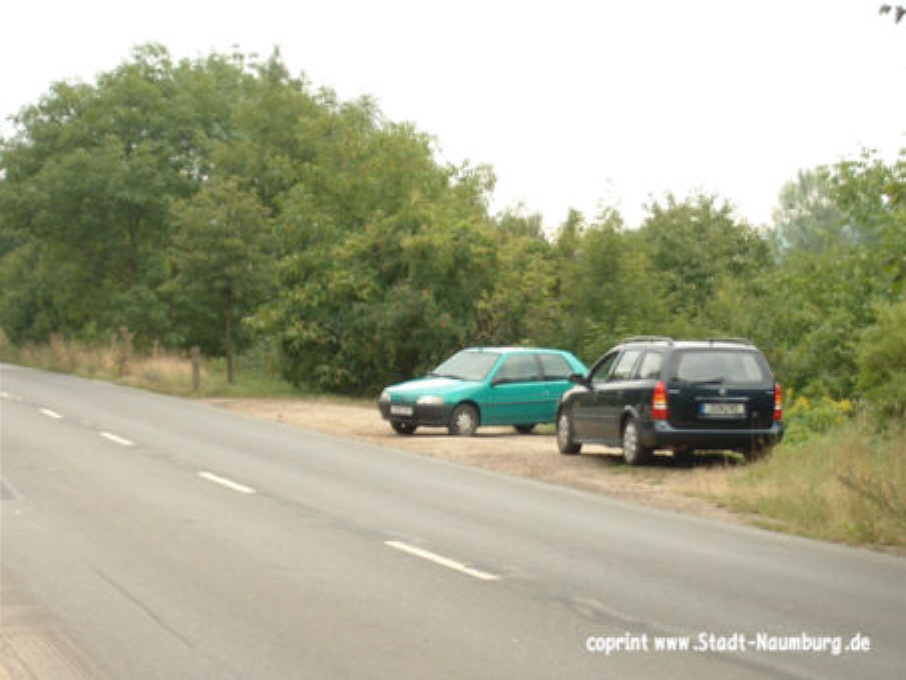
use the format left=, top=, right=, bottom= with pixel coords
left=0, top=335, right=298, bottom=398
left=689, top=422, right=906, bottom=548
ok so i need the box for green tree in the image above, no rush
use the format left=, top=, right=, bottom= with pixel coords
left=554, top=207, right=642, bottom=357
left=210, top=49, right=323, bottom=212
left=256, top=99, right=499, bottom=392
left=772, top=169, right=847, bottom=254
left=827, top=149, right=906, bottom=294
left=857, top=297, right=906, bottom=421
left=741, top=153, right=906, bottom=401
left=637, top=193, right=771, bottom=322
left=475, top=209, right=558, bottom=347
left=0, top=45, right=252, bottom=345
left=880, top=4, right=906, bottom=24
left=168, top=177, right=274, bottom=384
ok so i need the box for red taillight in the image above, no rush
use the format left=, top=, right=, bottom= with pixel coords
left=774, top=383, right=783, bottom=421
left=652, top=381, right=669, bottom=421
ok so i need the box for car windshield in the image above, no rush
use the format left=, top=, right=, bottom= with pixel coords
left=430, top=350, right=500, bottom=382
left=672, top=350, right=770, bottom=385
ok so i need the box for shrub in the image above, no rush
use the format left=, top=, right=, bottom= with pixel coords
left=856, top=298, right=906, bottom=422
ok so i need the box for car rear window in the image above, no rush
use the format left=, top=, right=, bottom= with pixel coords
left=671, top=350, right=770, bottom=385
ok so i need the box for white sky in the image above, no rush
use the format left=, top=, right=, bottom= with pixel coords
left=2, top=0, right=904, bottom=229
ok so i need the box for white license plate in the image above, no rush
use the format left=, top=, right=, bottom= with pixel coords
left=390, top=405, right=414, bottom=417
left=701, top=402, right=746, bottom=417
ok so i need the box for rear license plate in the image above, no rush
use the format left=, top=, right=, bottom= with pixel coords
left=390, top=405, right=414, bottom=417
left=701, top=402, right=746, bottom=417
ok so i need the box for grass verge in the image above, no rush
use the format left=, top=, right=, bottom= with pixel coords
left=683, top=422, right=906, bottom=550
left=0, top=333, right=301, bottom=399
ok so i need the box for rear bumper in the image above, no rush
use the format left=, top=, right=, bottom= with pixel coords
left=643, top=420, right=785, bottom=452
left=377, top=401, right=453, bottom=428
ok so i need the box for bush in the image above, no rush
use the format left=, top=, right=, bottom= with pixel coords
left=856, top=298, right=906, bottom=422
left=783, top=392, right=854, bottom=444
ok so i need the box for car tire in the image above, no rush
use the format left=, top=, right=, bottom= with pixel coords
left=449, top=404, right=479, bottom=436
left=622, top=418, right=652, bottom=466
left=391, top=421, right=417, bottom=436
left=556, top=411, right=582, bottom=455
left=514, top=424, right=536, bottom=434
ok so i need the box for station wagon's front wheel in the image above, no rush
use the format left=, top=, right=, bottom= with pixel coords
left=622, top=418, right=652, bottom=466
left=557, top=411, right=581, bottom=455
left=449, top=404, right=479, bottom=436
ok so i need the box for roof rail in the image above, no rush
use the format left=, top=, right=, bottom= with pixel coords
left=705, top=337, right=754, bottom=346
left=621, top=336, right=674, bottom=344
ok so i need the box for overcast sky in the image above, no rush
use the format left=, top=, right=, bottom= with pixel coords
left=2, top=0, right=904, bottom=229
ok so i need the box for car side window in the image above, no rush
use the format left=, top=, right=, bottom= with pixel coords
left=494, top=354, right=541, bottom=384
left=635, top=351, right=663, bottom=380
left=610, top=349, right=642, bottom=381
left=590, top=352, right=619, bottom=387
left=538, top=353, right=572, bottom=381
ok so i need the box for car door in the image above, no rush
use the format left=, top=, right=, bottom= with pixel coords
left=594, top=348, right=643, bottom=442
left=484, top=353, right=544, bottom=425
left=535, top=352, right=577, bottom=423
left=570, top=350, right=619, bottom=439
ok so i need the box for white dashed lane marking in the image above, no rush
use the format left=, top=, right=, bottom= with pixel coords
left=385, top=540, right=500, bottom=582
left=99, top=432, right=134, bottom=447
left=197, top=471, right=256, bottom=495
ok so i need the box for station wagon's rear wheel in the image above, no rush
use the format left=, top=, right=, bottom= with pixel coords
left=556, top=411, right=581, bottom=455
left=449, top=404, right=479, bottom=436
left=622, top=418, right=652, bottom=466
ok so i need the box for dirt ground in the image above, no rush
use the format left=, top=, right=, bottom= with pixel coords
left=208, top=397, right=749, bottom=525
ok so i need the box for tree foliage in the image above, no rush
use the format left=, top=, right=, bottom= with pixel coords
left=168, top=176, right=274, bottom=383
left=1, top=44, right=904, bottom=423
left=880, top=4, right=906, bottom=24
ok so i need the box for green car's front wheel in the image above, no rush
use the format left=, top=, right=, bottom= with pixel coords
left=390, top=421, right=417, bottom=436
left=449, top=404, right=479, bottom=436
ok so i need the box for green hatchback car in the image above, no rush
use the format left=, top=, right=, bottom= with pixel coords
left=378, top=347, right=588, bottom=436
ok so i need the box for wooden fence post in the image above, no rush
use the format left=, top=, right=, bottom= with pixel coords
left=192, top=346, right=201, bottom=393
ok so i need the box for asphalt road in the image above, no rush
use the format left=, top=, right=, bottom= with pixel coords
left=1, top=363, right=904, bottom=680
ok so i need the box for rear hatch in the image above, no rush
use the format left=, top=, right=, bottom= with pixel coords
left=666, top=349, right=776, bottom=430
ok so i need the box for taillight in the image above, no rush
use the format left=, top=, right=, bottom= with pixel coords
left=774, top=383, right=783, bottom=421
left=652, top=381, right=669, bottom=421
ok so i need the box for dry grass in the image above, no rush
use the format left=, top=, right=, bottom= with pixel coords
left=4, top=333, right=198, bottom=393
left=124, top=351, right=197, bottom=393
left=0, top=333, right=298, bottom=398
left=680, top=424, right=906, bottom=549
